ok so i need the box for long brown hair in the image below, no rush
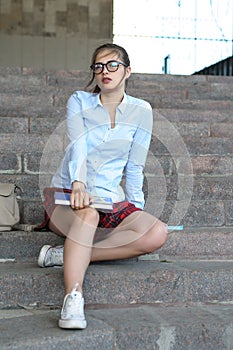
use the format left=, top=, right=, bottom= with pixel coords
left=85, top=43, right=130, bottom=93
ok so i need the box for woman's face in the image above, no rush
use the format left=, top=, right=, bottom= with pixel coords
left=94, top=49, right=131, bottom=93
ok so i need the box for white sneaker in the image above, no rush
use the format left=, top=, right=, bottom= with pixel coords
left=37, top=245, right=64, bottom=267
left=59, top=284, right=87, bottom=329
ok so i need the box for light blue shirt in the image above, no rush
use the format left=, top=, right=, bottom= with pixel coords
left=51, top=91, right=153, bottom=209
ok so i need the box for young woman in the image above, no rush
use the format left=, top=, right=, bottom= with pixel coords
left=37, top=43, right=168, bottom=329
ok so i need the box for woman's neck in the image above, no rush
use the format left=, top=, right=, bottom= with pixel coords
left=100, top=91, right=124, bottom=128
left=100, top=90, right=124, bottom=108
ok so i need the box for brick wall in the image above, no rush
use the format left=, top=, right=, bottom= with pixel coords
left=0, top=0, right=113, bottom=69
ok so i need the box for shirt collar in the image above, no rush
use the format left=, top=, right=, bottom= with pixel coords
left=93, top=92, right=128, bottom=114
left=117, top=93, right=128, bottom=114
left=93, top=93, right=102, bottom=108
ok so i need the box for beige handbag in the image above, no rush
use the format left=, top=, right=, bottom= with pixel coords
left=0, top=183, right=20, bottom=231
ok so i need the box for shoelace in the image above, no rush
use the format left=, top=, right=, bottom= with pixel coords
left=50, top=246, right=63, bottom=258
left=66, top=284, right=84, bottom=316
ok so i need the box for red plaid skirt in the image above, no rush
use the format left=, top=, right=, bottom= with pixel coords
left=35, top=187, right=141, bottom=241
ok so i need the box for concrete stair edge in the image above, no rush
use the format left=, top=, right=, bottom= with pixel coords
left=1, top=304, right=233, bottom=350
left=1, top=227, right=233, bottom=261
left=1, top=260, right=233, bottom=309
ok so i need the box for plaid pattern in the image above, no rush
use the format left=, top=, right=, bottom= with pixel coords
left=35, top=187, right=71, bottom=231
left=35, top=187, right=141, bottom=240
left=94, top=201, right=141, bottom=242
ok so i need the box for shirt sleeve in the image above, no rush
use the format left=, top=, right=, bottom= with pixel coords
left=66, top=92, right=87, bottom=185
left=125, top=107, right=153, bottom=209
left=66, top=92, right=83, bottom=143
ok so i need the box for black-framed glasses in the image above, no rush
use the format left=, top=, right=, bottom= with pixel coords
left=90, top=60, right=127, bottom=74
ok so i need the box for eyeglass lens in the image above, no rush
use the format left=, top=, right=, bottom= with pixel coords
left=91, top=61, right=124, bottom=74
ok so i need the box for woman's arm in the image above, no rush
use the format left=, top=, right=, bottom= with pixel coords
left=66, top=92, right=90, bottom=207
left=66, top=92, right=84, bottom=143
left=125, top=108, right=153, bottom=209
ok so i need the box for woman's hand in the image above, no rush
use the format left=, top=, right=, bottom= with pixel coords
left=70, top=181, right=92, bottom=209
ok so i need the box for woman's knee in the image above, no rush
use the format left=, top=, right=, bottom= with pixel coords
left=73, top=207, right=100, bottom=226
left=139, top=220, right=168, bottom=254
left=66, top=208, right=100, bottom=243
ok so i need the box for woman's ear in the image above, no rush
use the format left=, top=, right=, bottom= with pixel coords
left=126, top=66, right=131, bottom=79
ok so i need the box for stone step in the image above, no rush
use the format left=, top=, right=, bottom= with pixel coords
left=149, top=97, right=233, bottom=110
left=0, top=66, right=231, bottom=83
left=1, top=132, right=232, bottom=157
left=4, top=152, right=229, bottom=181
left=0, top=67, right=231, bottom=83
left=1, top=228, right=233, bottom=262
left=1, top=75, right=233, bottom=113
left=1, top=260, right=233, bottom=309
left=151, top=136, right=233, bottom=156
left=146, top=155, right=233, bottom=177
left=156, top=108, right=233, bottom=123
left=0, top=230, right=64, bottom=262
left=0, top=183, right=232, bottom=226
left=1, top=90, right=233, bottom=112
left=1, top=113, right=233, bottom=139
left=1, top=303, right=233, bottom=350
left=129, top=72, right=233, bottom=85
left=128, top=83, right=233, bottom=102
left=1, top=68, right=233, bottom=101
left=0, top=68, right=88, bottom=92
left=1, top=161, right=233, bottom=191
left=159, top=227, right=233, bottom=260
left=2, top=81, right=233, bottom=104
left=1, top=173, right=232, bottom=226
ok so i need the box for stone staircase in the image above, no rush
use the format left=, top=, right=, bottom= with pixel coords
left=0, top=68, right=233, bottom=349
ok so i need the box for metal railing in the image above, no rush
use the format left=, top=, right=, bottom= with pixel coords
left=193, top=55, right=233, bottom=76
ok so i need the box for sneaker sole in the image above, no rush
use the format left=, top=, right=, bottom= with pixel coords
left=37, top=245, right=52, bottom=267
left=58, top=319, right=87, bottom=329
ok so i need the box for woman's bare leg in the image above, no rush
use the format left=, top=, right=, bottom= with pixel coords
left=92, top=211, right=168, bottom=261
left=50, top=206, right=99, bottom=294
left=50, top=208, right=167, bottom=262
left=50, top=207, right=168, bottom=294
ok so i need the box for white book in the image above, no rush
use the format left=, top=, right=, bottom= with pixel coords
left=54, top=192, right=113, bottom=212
